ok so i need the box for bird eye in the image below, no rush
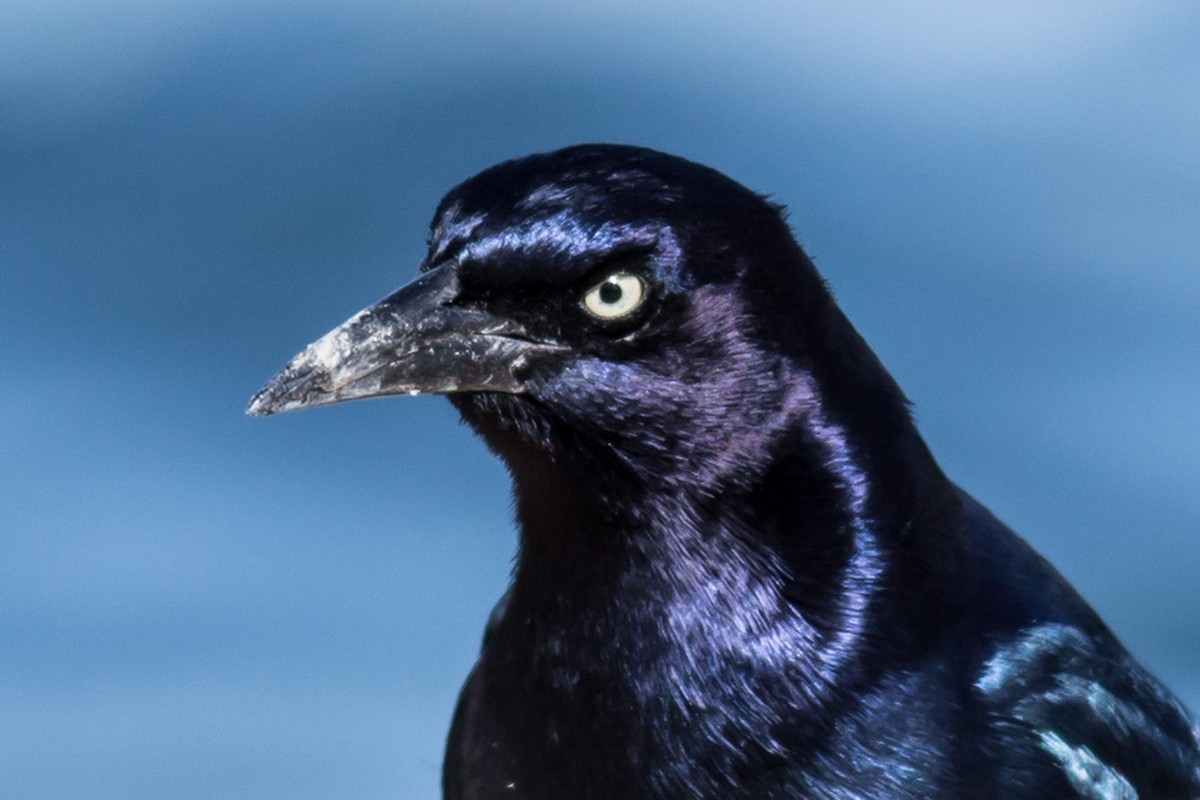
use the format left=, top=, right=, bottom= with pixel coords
left=582, top=272, right=646, bottom=320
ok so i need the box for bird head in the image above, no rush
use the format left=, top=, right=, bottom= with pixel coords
left=248, top=145, right=913, bottom=497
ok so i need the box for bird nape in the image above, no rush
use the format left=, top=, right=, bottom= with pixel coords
left=248, top=144, right=1199, bottom=799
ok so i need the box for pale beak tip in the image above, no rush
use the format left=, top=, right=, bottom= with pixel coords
left=245, top=390, right=275, bottom=417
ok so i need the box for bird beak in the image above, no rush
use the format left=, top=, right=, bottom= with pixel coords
left=246, top=263, right=554, bottom=416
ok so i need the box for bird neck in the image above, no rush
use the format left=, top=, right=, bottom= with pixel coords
left=500, top=399, right=962, bottom=686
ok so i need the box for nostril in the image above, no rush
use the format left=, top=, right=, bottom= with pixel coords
left=510, top=353, right=533, bottom=383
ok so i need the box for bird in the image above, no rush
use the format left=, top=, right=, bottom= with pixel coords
left=247, top=144, right=1199, bottom=799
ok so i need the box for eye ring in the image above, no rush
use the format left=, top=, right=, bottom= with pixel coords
left=582, top=272, right=646, bottom=320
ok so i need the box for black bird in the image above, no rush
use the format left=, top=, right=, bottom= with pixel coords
left=248, top=145, right=1199, bottom=798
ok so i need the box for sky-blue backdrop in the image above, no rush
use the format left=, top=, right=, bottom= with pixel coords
left=3, top=2, right=1198, bottom=798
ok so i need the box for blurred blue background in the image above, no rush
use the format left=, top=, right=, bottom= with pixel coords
left=2, top=2, right=1197, bottom=797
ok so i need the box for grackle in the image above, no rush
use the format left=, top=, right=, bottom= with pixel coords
left=248, top=145, right=1199, bottom=798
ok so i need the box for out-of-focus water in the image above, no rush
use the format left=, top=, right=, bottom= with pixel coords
left=2, top=2, right=1197, bottom=797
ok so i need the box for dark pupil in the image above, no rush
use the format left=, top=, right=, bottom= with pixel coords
left=599, top=281, right=623, bottom=304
